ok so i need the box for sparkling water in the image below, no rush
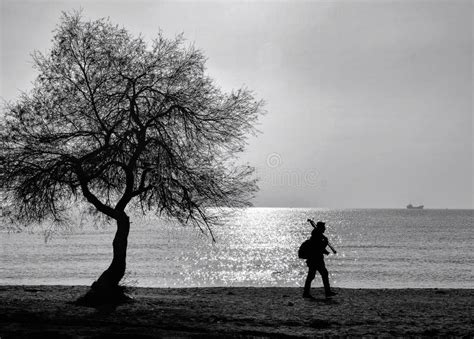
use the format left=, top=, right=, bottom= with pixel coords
left=1, top=208, right=472, bottom=288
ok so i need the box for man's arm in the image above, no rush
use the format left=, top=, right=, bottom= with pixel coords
left=321, top=236, right=330, bottom=255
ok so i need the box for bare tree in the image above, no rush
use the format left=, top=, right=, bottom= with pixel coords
left=0, top=12, right=264, bottom=304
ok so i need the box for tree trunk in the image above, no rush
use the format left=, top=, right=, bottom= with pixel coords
left=94, top=213, right=130, bottom=289
left=75, top=213, right=131, bottom=307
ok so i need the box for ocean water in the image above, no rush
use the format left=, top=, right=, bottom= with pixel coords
left=1, top=208, right=472, bottom=289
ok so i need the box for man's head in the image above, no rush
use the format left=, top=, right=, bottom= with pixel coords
left=311, top=221, right=326, bottom=236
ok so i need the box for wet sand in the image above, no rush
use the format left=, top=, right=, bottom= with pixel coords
left=1, top=285, right=473, bottom=337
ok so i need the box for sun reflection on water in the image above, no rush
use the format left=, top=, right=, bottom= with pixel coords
left=1, top=208, right=472, bottom=288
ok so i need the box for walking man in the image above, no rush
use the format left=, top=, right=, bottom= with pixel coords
left=303, top=220, right=337, bottom=299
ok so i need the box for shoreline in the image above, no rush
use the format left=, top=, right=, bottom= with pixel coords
left=1, top=285, right=473, bottom=337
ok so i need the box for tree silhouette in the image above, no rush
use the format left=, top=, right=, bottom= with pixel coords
left=0, top=12, right=264, bottom=304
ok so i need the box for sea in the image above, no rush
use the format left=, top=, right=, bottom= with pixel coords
left=1, top=208, right=472, bottom=289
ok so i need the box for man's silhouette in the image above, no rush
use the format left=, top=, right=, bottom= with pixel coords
left=303, top=220, right=337, bottom=299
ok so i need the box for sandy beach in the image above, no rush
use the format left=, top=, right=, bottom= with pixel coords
left=0, top=285, right=472, bottom=337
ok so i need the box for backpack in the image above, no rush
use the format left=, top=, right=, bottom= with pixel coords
left=298, top=239, right=312, bottom=259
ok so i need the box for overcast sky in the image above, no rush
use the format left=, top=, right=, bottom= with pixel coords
left=1, top=0, right=472, bottom=208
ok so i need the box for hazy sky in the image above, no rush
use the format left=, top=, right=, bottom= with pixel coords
left=1, top=0, right=472, bottom=208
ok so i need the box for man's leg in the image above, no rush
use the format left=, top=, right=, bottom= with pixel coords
left=303, top=265, right=316, bottom=297
left=318, top=263, right=336, bottom=297
left=318, top=266, right=331, bottom=294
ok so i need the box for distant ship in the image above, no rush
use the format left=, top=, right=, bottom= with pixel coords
left=407, top=204, right=424, bottom=209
